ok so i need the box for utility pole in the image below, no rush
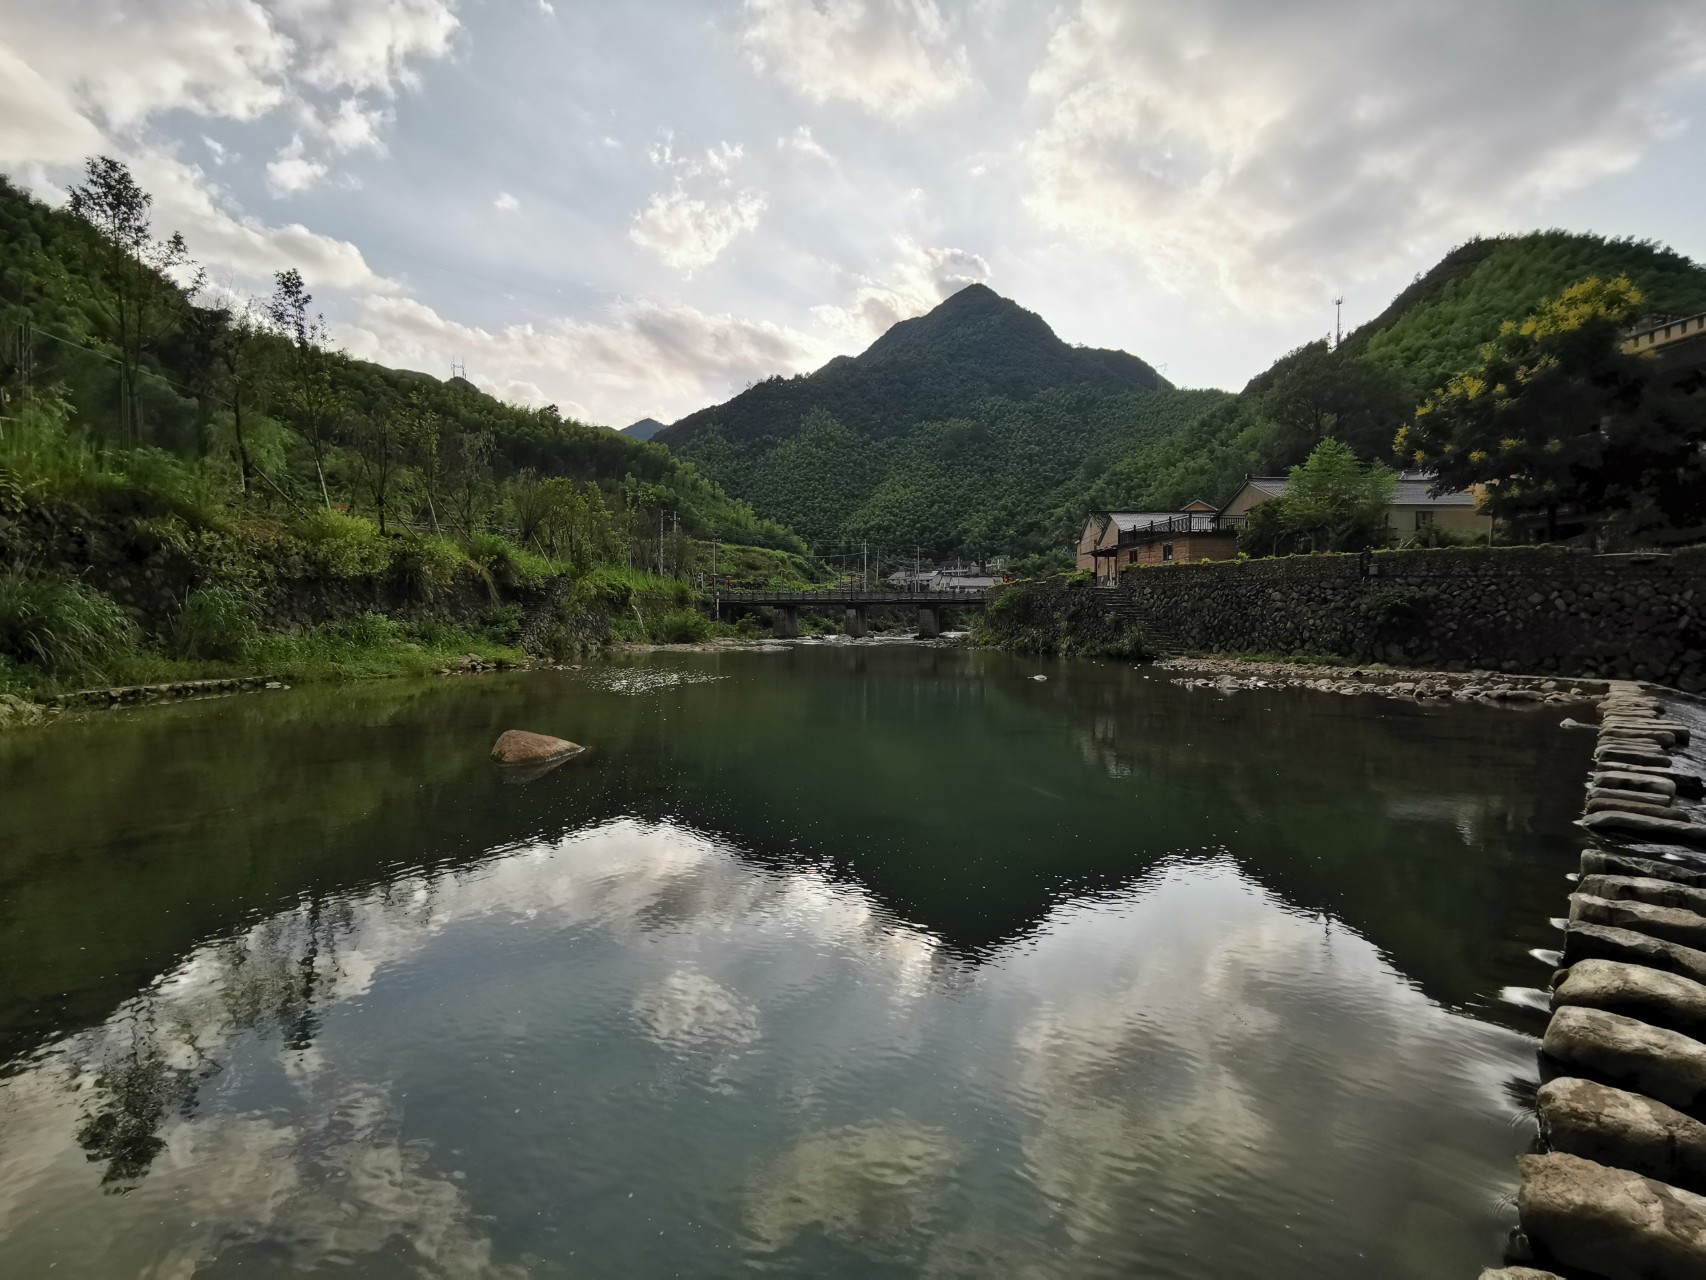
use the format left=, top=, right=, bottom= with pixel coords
left=1333, top=295, right=1344, bottom=349
left=659, top=511, right=666, bottom=577
left=863, top=540, right=868, bottom=591
left=712, top=539, right=720, bottom=621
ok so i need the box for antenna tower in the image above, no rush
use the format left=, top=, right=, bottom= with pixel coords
left=1332, top=296, right=1344, bottom=349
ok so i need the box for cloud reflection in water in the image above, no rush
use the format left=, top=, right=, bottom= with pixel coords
left=0, top=818, right=1536, bottom=1278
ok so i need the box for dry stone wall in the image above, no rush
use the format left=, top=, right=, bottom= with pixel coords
left=1113, top=547, right=1706, bottom=691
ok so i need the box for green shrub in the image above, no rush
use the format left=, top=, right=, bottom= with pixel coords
left=296, top=510, right=392, bottom=577
left=479, top=603, right=525, bottom=645
left=0, top=571, right=138, bottom=674
left=394, top=535, right=474, bottom=602
left=572, top=564, right=638, bottom=610
left=468, top=532, right=552, bottom=588
left=654, top=608, right=712, bottom=643
left=171, top=586, right=260, bottom=660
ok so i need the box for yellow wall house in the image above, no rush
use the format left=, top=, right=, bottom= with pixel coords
left=1219, top=471, right=1492, bottom=541
left=1078, top=472, right=1491, bottom=585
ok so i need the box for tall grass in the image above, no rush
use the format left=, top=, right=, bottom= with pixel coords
left=0, top=393, right=227, bottom=527
left=171, top=586, right=260, bottom=660
left=0, top=571, right=138, bottom=675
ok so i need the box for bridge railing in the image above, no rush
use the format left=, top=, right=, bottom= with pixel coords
left=718, top=588, right=991, bottom=603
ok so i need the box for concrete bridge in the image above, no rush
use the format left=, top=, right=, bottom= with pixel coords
left=717, top=588, right=989, bottom=638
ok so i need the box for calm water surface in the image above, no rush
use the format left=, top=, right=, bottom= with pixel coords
left=0, top=645, right=1590, bottom=1277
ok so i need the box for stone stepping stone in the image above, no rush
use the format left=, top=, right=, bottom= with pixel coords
left=1519, top=1151, right=1706, bottom=1280
left=1542, top=1005, right=1706, bottom=1113
left=1538, top=1077, right=1706, bottom=1197
left=1563, top=922, right=1706, bottom=986
left=1553, top=958, right=1706, bottom=1039
left=1570, top=894, right=1706, bottom=950
left=1581, top=850, right=1706, bottom=889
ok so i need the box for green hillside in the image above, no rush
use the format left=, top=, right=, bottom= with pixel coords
left=0, top=172, right=799, bottom=553
left=1058, top=231, right=1706, bottom=524
left=1340, top=230, right=1706, bottom=398
left=662, top=230, right=1706, bottom=558
left=662, top=285, right=1193, bottom=555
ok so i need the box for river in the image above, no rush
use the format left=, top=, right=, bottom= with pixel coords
left=0, top=644, right=1591, bottom=1277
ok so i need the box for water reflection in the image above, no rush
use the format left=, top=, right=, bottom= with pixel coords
left=0, top=650, right=1589, bottom=1277
left=3, top=817, right=1537, bottom=1277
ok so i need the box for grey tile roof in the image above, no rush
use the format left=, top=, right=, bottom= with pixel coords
left=1105, top=511, right=1181, bottom=531
left=1236, top=471, right=1477, bottom=508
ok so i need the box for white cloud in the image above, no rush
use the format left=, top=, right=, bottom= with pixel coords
left=125, top=149, right=395, bottom=292
left=814, top=237, right=991, bottom=345
left=0, top=1, right=292, bottom=132
left=0, top=43, right=105, bottom=166
left=265, top=133, right=328, bottom=195
left=320, top=96, right=392, bottom=152
left=630, top=188, right=766, bottom=272
left=341, top=293, right=829, bottom=423
left=278, top=0, right=461, bottom=95
left=538, top=0, right=555, bottom=15
left=778, top=125, right=833, bottom=165
left=741, top=0, right=971, bottom=120
left=493, top=190, right=519, bottom=212
left=1022, top=0, right=1706, bottom=315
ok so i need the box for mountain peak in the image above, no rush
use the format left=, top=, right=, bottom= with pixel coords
left=656, top=285, right=1168, bottom=454
left=621, top=417, right=666, bottom=441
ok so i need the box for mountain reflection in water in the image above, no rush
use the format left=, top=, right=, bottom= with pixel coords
left=0, top=648, right=1589, bottom=1278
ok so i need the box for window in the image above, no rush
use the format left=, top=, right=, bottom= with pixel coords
left=1161, top=543, right=1174, bottom=562
left=1415, top=510, right=1435, bottom=529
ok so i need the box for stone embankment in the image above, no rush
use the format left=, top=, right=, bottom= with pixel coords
left=1486, top=681, right=1706, bottom=1279
left=1159, top=655, right=1603, bottom=707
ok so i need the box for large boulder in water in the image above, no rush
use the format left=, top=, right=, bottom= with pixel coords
left=491, top=730, right=583, bottom=766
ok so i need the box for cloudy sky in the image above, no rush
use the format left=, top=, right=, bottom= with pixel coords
left=3, top=1, right=1705, bottom=427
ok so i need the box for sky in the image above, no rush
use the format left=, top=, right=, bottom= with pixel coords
left=2, top=0, right=1705, bottom=429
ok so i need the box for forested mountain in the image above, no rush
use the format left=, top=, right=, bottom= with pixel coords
left=622, top=417, right=665, bottom=441
left=0, top=172, right=799, bottom=552
left=660, top=284, right=1184, bottom=554
left=659, top=284, right=1169, bottom=450
left=664, top=233, right=1706, bottom=557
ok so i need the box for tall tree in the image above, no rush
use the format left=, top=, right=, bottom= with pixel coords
left=267, top=269, right=340, bottom=508
left=191, top=299, right=265, bottom=494
left=1255, top=341, right=1412, bottom=469
left=1402, top=275, right=1706, bottom=541
left=1239, top=438, right=1396, bottom=554
left=67, top=156, right=203, bottom=446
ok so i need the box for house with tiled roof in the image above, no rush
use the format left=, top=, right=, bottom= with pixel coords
left=1075, top=500, right=1235, bottom=582
left=1218, top=471, right=1490, bottom=541
left=1077, top=472, right=1491, bottom=582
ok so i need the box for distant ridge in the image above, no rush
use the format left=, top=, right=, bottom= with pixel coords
left=621, top=417, right=666, bottom=441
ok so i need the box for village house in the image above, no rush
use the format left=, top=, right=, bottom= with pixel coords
left=1077, top=471, right=1492, bottom=584
left=1075, top=500, right=1231, bottom=583
left=1219, top=471, right=1492, bottom=541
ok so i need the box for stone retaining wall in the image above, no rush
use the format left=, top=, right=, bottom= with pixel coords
left=1107, top=547, right=1706, bottom=691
